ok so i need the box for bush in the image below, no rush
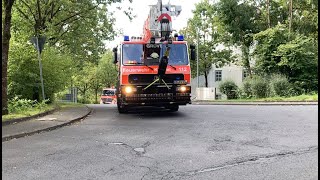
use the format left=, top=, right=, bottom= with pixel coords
left=241, top=78, right=253, bottom=98
left=251, top=76, right=270, bottom=98
left=219, top=80, right=238, bottom=99
left=8, top=96, right=35, bottom=113
left=269, top=74, right=291, bottom=97
left=8, top=96, right=49, bottom=113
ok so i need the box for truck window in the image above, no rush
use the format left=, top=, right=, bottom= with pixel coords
left=162, top=44, right=188, bottom=65
left=102, top=90, right=115, bottom=96
left=144, top=44, right=161, bottom=59
left=122, top=44, right=143, bottom=65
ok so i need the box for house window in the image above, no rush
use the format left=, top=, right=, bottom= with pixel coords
left=215, top=70, right=222, bottom=81
left=243, top=69, right=249, bottom=80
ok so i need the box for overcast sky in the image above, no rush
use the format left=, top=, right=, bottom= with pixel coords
left=105, top=0, right=201, bottom=48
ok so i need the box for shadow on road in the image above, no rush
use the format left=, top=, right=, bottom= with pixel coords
left=122, top=106, right=187, bottom=118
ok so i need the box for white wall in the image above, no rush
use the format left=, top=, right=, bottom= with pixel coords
left=191, top=63, right=245, bottom=98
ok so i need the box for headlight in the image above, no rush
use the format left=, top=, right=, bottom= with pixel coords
left=125, top=86, right=133, bottom=93
left=180, top=86, right=187, bottom=92
left=176, top=86, right=188, bottom=92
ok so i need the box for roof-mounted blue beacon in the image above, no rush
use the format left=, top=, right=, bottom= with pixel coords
left=177, top=35, right=184, bottom=41
left=124, top=35, right=130, bottom=41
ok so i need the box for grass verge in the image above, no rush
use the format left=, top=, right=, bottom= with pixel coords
left=202, top=94, right=318, bottom=102
left=2, top=102, right=85, bottom=122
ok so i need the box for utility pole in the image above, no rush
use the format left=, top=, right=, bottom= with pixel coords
left=196, top=27, right=199, bottom=88
left=36, top=37, right=45, bottom=101
left=31, top=36, right=46, bottom=101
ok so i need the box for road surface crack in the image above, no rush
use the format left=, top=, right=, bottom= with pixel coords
left=160, top=146, right=318, bottom=179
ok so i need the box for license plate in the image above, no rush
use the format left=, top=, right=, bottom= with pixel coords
left=173, top=80, right=187, bottom=84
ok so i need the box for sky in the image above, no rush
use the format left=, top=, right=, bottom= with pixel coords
left=105, top=0, right=201, bottom=48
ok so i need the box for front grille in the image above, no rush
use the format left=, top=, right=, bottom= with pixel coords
left=126, top=93, right=174, bottom=101
left=129, top=74, right=184, bottom=84
left=125, top=93, right=190, bottom=102
left=102, top=98, right=113, bottom=102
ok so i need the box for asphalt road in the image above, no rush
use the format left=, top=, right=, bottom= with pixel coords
left=2, top=104, right=318, bottom=180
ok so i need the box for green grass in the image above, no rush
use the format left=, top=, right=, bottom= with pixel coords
left=205, top=94, right=318, bottom=102
left=55, top=102, right=85, bottom=108
left=2, top=102, right=85, bottom=122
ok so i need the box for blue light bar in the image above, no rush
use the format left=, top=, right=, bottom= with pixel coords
left=177, top=35, right=184, bottom=41
left=124, top=35, right=130, bottom=41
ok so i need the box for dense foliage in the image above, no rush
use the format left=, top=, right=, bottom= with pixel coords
left=3, top=0, right=132, bottom=111
left=185, top=0, right=318, bottom=96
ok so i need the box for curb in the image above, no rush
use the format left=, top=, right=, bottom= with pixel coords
left=2, top=107, right=59, bottom=126
left=2, top=106, right=92, bottom=142
left=192, top=101, right=318, bottom=105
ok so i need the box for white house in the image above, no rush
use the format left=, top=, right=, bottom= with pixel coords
left=191, top=63, right=248, bottom=100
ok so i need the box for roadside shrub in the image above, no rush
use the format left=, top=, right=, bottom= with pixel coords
left=251, top=76, right=269, bottom=98
left=8, top=96, right=49, bottom=113
left=290, top=81, right=306, bottom=96
left=33, top=99, right=50, bottom=110
left=269, top=74, right=291, bottom=97
left=241, top=78, right=253, bottom=98
left=8, top=96, right=36, bottom=113
left=219, top=80, right=238, bottom=99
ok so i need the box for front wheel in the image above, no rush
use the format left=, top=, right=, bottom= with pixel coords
left=117, top=99, right=127, bottom=113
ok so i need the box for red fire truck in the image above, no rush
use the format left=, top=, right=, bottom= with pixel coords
left=113, top=0, right=196, bottom=113
left=100, top=88, right=116, bottom=104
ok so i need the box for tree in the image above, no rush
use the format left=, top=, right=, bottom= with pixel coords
left=14, top=0, right=133, bottom=64
left=73, top=51, right=117, bottom=104
left=73, top=62, right=94, bottom=103
left=214, top=0, right=265, bottom=77
left=3, top=0, right=133, bottom=108
left=253, top=25, right=291, bottom=74
left=290, top=0, right=318, bottom=39
left=253, top=25, right=318, bottom=92
left=97, top=51, right=118, bottom=88
left=184, top=0, right=233, bottom=87
left=8, top=44, right=74, bottom=101
left=274, top=35, right=318, bottom=92
left=2, top=0, right=15, bottom=115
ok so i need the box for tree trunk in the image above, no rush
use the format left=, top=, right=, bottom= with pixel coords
left=289, top=0, right=293, bottom=33
left=204, top=69, right=208, bottom=88
left=2, top=0, right=15, bottom=115
left=241, top=45, right=252, bottom=77
left=267, top=0, right=271, bottom=28
left=95, top=87, right=98, bottom=104
left=83, top=86, right=87, bottom=103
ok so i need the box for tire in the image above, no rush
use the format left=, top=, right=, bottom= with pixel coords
left=118, top=106, right=128, bottom=113
left=117, top=99, right=127, bottom=114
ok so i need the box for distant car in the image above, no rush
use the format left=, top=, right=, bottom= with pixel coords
left=100, top=88, right=116, bottom=104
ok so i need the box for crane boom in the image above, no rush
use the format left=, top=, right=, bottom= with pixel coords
left=143, top=0, right=182, bottom=42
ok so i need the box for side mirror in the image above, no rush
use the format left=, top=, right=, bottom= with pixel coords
left=112, top=47, right=118, bottom=64
left=190, top=44, right=196, bottom=61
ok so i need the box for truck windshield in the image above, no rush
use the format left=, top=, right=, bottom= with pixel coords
left=122, top=44, right=143, bottom=65
left=162, top=44, right=188, bottom=65
left=122, top=43, right=188, bottom=66
left=102, top=90, right=115, bottom=96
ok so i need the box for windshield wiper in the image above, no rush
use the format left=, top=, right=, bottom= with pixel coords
left=169, top=64, right=176, bottom=70
left=136, top=62, right=154, bottom=70
left=145, top=64, right=154, bottom=70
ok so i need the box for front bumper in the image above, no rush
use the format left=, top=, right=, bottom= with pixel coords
left=101, top=97, right=113, bottom=103
left=118, top=85, right=191, bottom=106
